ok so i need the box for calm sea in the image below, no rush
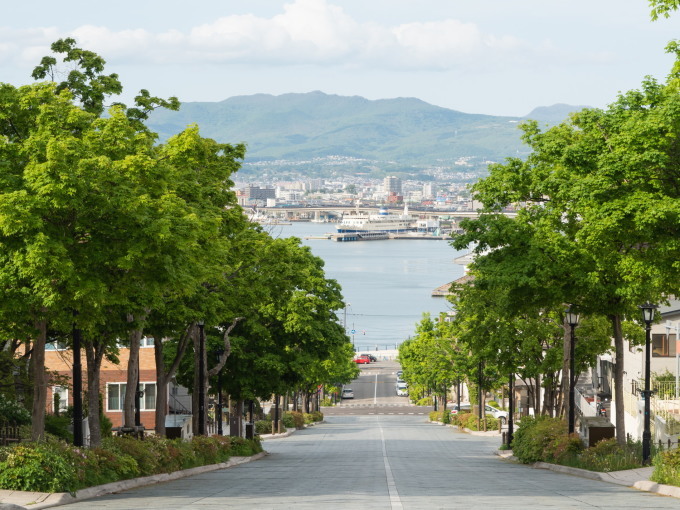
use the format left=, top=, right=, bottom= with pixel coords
left=271, top=222, right=466, bottom=350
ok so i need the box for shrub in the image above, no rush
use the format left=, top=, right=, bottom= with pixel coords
left=287, top=411, right=305, bottom=429
left=429, top=411, right=443, bottom=422
left=512, top=416, right=568, bottom=464
left=281, top=412, right=296, bottom=429
left=45, top=414, right=73, bottom=442
left=652, top=447, right=680, bottom=487
left=255, top=419, right=272, bottom=434
left=0, top=442, right=77, bottom=493
left=310, top=411, right=324, bottom=422
left=417, top=397, right=433, bottom=406
left=441, top=409, right=451, bottom=424
left=320, top=397, right=333, bottom=406
left=0, top=396, right=31, bottom=426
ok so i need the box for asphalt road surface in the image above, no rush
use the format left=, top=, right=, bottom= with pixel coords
left=326, top=360, right=432, bottom=416
left=51, top=361, right=680, bottom=509
left=54, top=415, right=679, bottom=510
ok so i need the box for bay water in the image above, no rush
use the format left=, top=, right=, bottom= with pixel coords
left=272, top=222, right=467, bottom=350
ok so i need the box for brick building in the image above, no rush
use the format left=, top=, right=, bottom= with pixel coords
left=44, top=338, right=161, bottom=430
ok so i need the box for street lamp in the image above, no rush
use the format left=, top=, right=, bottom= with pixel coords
left=640, top=302, right=657, bottom=464
left=565, top=306, right=580, bottom=435
left=197, top=320, right=206, bottom=436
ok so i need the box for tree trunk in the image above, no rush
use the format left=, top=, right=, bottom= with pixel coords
left=559, top=318, right=570, bottom=418
left=154, top=343, right=168, bottom=438
left=85, top=339, right=106, bottom=446
left=153, top=325, right=194, bottom=436
left=611, top=314, right=626, bottom=445
left=124, top=315, right=144, bottom=428
left=30, top=318, right=47, bottom=442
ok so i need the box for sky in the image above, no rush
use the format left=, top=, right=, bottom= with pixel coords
left=2, top=0, right=679, bottom=117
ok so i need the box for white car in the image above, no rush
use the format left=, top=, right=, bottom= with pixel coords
left=396, top=382, right=408, bottom=396
left=485, top=405, right=508, bottom=423
left=449, top=403, right=508, bottom=424
left=341, top=388, right=354, bottom=399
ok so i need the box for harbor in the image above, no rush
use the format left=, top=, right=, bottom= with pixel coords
left=311, top=232, right=449, bottom=242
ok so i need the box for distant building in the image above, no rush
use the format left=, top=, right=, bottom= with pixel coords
left=386, top=192, right=403, bottom=204
left=384, top=176, right=402, bottom=196
left=243, top=185, right=276, bottom=201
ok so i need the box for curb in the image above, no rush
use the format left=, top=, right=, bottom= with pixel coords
left=428, top=421, right=502, bottom=436
left=259, top=420, right=324, bottom=440
left=0, top=452, right=267, bottom=510
left=494, top=451, right=680, bottom=499
left=634, top=480, right=680, bottom=499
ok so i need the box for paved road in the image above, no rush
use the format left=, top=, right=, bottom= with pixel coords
left=328, top=361, right=432, bottom=416
left=54, top=415, right=679, bottom=509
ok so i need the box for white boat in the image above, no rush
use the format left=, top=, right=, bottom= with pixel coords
left=337, top=204, right=415, bottom=233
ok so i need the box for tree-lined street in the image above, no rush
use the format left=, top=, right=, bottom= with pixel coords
left=50, top=416, right=678, bottom=510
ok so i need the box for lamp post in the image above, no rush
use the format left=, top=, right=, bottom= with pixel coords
left=640, top=302, right=657, bottom=465
left=508, top=372, right=514, bottom=447
left=197, top=320, right=205, bottom=436
left=565, top=306, right=580, bottom=435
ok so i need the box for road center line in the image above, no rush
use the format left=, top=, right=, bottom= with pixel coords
left=380, top=424, right=403, bottom=510
left=374, top=373, right=378, bottom=404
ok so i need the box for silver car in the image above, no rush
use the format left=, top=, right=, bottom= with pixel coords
left=341, top=388, right=354, bottom=399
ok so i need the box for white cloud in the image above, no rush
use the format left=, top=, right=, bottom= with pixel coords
left=0, top=0, right=573, bottom=71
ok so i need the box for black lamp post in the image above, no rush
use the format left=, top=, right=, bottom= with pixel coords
left=197, top=320, right=205, bottom=436
left=640, top=302, right=657, bottom=465
left=507, top=373, right=514, bottom=447
left=565, top=306, right=580, bottom=435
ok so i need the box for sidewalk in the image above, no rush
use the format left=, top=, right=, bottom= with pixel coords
left=496, top=449, right=680, bottom=499
left=0, top=426, right=313, bottom=510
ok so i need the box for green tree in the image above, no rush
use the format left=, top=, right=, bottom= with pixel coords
left=452, top=69, right=680, bottom=442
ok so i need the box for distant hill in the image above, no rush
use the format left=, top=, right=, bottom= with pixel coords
left=523, top=103, right=589, bottom=123
left=146, top=92, right=583, bottom=169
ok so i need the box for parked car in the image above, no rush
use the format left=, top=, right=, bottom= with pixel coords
left=354, top=357, right=370, bottom=364
left=396, top=382, right=408, bottom=396
left=449, top=403, right=508, bottom=424
left=396, top=370, right=403, bottom=379
left=367, top=354, right=377, bottom=362
left=341, top=388, right=354, bottom=399
left=449, top=403, right=471, bottom=414
left=485, top=405, right=508, bottom=424
left=358, top=354, right=373, bottom=362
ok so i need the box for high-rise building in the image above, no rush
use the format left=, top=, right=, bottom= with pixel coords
left=384, top=176, right=402, bottom=195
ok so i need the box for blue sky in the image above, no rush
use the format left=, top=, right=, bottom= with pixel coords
left=2, top=0, right=679, bottom=116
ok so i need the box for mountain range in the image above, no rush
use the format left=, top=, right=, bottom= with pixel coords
left=146, top=91, right=585, bottom=174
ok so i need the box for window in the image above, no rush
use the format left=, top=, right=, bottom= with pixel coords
left=45, top=340, right=69, bottom=351
left=107, top=382, right=156, bottom=411
left=52, top=386, right=68, bottom=412
left=107, top=383, right=126, bottom=411
left=652, top=333, right=677, bottom=357
left=140, top=337, right=155, bottom=347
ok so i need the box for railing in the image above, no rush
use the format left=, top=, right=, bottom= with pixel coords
left=0, top=424, right=21, bottom=445
left=574, top=387, right=597, bottom=417
left=631, top=380, right=680, bottom=400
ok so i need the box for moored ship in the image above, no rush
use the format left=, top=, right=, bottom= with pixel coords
left=337, top=205, right=415, bottom=233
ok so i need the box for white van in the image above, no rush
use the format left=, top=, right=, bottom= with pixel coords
left=396, top=382, right=408, bottom=396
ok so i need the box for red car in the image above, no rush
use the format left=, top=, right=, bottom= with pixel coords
left=354, top=357, right=370, bottom=364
